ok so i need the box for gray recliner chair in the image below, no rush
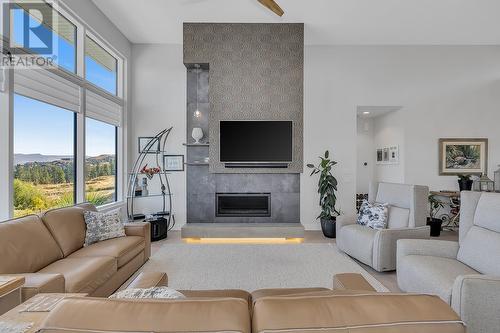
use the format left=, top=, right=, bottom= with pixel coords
left=397, top=191, right=500, bottom=333
left=337, top=182, right=430, bottom=272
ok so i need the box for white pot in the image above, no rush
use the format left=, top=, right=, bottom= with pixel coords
left=191, top=127, right=204, bottom=144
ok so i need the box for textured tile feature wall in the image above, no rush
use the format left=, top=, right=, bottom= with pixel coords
left=186, top=67, right=300, bottom=223
left=184, top=23, right=304, bottom=174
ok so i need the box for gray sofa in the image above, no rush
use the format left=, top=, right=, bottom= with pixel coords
left=397, top=191, right=500, bottom=333
left=337, top=182, right=430, bottom=272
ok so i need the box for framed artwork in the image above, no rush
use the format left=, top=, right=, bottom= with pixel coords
left=389, top=145, right=399, bottom=164
left=376, top=145, right=399, bottom=165
left=383, top=148, right=390, bottom=162
left=439, top=138, right=488, bottom=176
left=376, top=149, right=383, bottom=164
left=163, top=155, right=185, bottom=172
left=138, top=137, right=160, bottom=154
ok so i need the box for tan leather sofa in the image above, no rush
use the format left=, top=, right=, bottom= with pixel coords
left=38, top=273, right=466, bottom=333
left=0, top=203, right=151, bottom=301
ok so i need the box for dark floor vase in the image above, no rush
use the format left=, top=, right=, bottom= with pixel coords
left=427, top=218, right=443, bottom=237
left=458, top=179, right=473, bottom=192
left=320, top=217, right=336, bottom=238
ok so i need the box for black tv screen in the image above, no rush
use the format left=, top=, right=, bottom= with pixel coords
left=220, top=121, right=293, bottom=163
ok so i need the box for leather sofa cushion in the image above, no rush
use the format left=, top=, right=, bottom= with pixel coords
left=40, top=297, right=251, bottom=333
left=180, top=289, right=252, bottom=303
left=41, top=204, right=97, bottom=257
left=0, top=215, right=63, bottom=273
left=398, top=255, right=477, bottom=303
left=457, top=225, right=500, bottom=276
left=69, top=236, right=145, bottom=268
left=251, top=288, right=330, bottom=303
left=38, top=257, right=116, bottom=294
left=253, top=293, right=465, bottom=333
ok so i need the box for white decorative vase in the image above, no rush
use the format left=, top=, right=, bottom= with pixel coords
left=191, top=127, right=204, bottom=144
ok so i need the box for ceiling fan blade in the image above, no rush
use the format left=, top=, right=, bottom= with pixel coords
left=257, top=0, right=284, bottom=17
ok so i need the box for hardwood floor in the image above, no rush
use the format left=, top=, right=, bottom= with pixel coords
left=154, top=229, right=459, bottom=292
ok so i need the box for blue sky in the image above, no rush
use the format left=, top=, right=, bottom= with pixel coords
left=13, top=7, right=117, bottom=94
left=14, top=95, right=116, bottom=156
left=13, top=7, right=117, bottom=157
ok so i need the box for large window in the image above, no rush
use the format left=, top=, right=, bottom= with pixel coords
left=5, top=2, right=125, bottom=220
left=85, top=118, right=117, bottom=206
left=85, top=36, right=118, bottom=95
left=13, top=94, right=75, bottom=217
left=11, top=2, right=77, bottom=73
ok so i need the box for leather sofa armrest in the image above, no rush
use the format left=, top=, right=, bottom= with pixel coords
left=4, top=273, right=65, bottom=302
left=333, top=273, right=376, bottom=292
left=126, top=272, right=168, bottom=289
left=124, top=222, right=151, bottom=260
left=372, top=226, right=430, bottom=272
left=451, top=275, right=500, bottom=333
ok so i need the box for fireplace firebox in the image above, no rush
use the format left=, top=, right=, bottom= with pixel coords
left=216, top=193, right=271, bottom=217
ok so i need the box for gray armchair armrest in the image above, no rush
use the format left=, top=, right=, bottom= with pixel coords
left=451, top=275, right=500, bottom=333
left=335, top=217, right=356, bottom=239
left=397, top=239, right=459, bottom=264
left=372, top=226, right=430, bottom=272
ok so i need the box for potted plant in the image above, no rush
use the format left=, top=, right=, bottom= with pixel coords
left=458, top=174, right=473, bottom=192
left=427, top=194, right=445, bottom=237
left=307, top=151, right=340, bottom=238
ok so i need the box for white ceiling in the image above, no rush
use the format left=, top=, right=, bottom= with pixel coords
left=91, top=0, right=500, bottom=45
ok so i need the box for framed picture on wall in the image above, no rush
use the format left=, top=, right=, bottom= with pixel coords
left=163, top=155, right=185, bottom=172
left=138, top=137, right=160, bottom=154
left=439, top=138, right=488, bottom=176
left=376, top=149, right=383, bottom=164
left=389, top=145, right=399, bottom=164
left=383, top=148, right=390, bottom=162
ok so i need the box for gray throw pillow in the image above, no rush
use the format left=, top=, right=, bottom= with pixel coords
left=357, top=200, right=389, bottom=230
left=109, top=287, right=186, bottom=300
left=83, top=209, right=126, bottom=246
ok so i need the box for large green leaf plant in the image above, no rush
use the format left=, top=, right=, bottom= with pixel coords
left=307, top=151, right=341, bottom=220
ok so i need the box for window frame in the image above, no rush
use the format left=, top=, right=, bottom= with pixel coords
left=84, top=116, right=119, bottom=206
left=1, top=0, right=128, bottom=219
left=12, top=93, right=78, bottom=215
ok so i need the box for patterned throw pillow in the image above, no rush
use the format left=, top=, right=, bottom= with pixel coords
left=357, top=200, right=389, bottom=230
left=110, top=287, right=186, bottom=300
left=83, top=209, right=126, bottom=246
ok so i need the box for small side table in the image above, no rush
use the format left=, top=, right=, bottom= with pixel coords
left=0, top=276, right=24, bottom=316
left=0, top=293, right=87, bottom=333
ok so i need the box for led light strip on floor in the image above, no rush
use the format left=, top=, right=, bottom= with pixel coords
left=183, top=238, right=304, bottom=244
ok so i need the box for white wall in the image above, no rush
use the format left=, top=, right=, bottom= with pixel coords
left=372, top=111, right=405, bottom=184
left=356, top=117, right=374, bottom=194
left=130, top=45, right=500, bottom=230
left=131, top=44, right=186, bottom=229
left=302, top=46, right=500, bottom=230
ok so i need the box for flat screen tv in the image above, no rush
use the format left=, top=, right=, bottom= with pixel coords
left=220, top=121, right=293, bottom=163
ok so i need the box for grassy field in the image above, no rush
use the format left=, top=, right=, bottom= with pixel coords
left=14, top=175, right=115, bottom=217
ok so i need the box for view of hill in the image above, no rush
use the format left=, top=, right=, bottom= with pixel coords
left=14, top=154, right=72, bottom=165
left=13, top=154, right=116, bottom=217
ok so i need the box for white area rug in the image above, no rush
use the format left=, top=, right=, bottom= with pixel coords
left=140, top=243, right=388, bottom=292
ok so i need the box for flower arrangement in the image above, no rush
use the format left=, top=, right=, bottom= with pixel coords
left=140, top=164, right=161, bottom=179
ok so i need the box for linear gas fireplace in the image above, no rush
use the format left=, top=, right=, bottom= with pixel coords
left=216, top=193, right=271, bottom=217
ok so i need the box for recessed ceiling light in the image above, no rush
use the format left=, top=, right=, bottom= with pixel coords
left=363, top=111, right=370, bottom=115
